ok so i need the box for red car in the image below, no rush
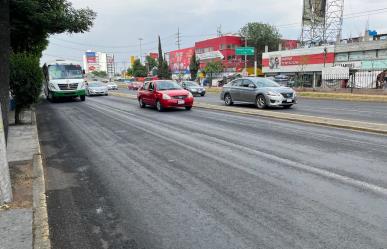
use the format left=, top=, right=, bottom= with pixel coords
left=137, top=80, right=194, bottom=111
left=128, top=81, right=143, bottom=90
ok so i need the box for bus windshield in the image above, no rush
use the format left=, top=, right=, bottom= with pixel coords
left=48, top=64, right=83, bottom=80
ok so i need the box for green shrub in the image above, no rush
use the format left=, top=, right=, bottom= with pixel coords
left=10, top=53, right=43, bottom=123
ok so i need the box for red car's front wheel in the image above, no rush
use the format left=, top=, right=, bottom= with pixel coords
left=156, top=101, right=164, bottom=112
left=139, top=98, right=145, bottom=108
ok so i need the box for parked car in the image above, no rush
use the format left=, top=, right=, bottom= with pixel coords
left=181, top=81, right=206, bottom=96
left=106, top=82, right=118, bottom=90
left=137, top=80, right=194, bottom=112
left=220, top=77, right=297, bottom=109
left=86, top=81, right=108, bottom=96
left=128, top=81, right=143, bottom=90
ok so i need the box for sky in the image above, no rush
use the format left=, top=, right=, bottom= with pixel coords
left=42, top=0, right=387, bottom=71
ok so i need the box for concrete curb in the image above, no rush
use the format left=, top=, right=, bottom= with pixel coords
left=31, top=110, right=51, bottom=249
left=109, top=91, right=387, bottom=135
left=195, top=103, right=387, bottom=135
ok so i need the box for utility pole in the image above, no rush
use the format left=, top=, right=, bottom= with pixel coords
left=176, top=27, right=181, bottom=50
left=176, top=28, right=182, bottom=80
left=244, top=37, right=247, bottom=74
left=138, top=38, right=143, bottom=63
left=217, top=25, right=222, bottom=37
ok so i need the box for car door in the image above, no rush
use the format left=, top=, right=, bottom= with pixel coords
left=239, top=79, right=256, bottom=103
left=147, top=82, right=157, bottom=106
left=141, top=82, right=150, bottom=104
left=229, top=79, right=243, bottom=101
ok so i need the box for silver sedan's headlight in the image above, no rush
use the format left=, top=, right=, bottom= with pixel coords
left=267, top=91, right=281, bottom=96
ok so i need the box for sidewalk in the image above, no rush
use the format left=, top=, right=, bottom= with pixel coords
left=0, top=109, right=50, bottom=249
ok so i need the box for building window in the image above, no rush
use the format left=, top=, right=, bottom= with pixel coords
left=335, top=53, right=348, bottom=62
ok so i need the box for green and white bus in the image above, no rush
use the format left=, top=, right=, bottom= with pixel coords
left=43, top=60, right=86, bottom=102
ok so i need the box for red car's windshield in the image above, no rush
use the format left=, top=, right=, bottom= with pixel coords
left=156, top=81, right=182, bottom=91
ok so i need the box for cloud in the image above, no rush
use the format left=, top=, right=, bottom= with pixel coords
left=42, top=0, right=387, bottom=71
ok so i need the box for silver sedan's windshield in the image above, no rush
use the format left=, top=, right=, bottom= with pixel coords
left=89, top=82, right=103, bottom=87
left=253, top=78, right=280, bottom=87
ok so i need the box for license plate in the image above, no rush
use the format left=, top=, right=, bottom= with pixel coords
left=286, top=99, right=292, bottom=103
left=177, top=100, right=185, bottom=105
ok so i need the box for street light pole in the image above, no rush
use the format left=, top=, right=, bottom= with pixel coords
left=139, top=38, right=143, bottom=63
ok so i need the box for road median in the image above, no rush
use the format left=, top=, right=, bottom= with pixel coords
left=109, top=91, right=387, bottom=134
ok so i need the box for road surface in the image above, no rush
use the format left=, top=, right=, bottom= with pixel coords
left=116, top=87, right=387, bottom=124
left=37, top=95, right=387, bottom=249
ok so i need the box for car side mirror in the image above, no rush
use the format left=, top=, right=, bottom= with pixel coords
left=248, top=84, right=256, bottom=88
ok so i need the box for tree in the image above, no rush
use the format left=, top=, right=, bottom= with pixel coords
left=0, top=0, right=10, bottom=138
left=91, top=70, right=107, bottom=78
left=10, top=0, right=96, bottom=55
left=189, top=51, right=200, bottom=80
left=145, top=55, right=157, bottom=74
left=131, top=59, right=147, bottom=77
left=161, top=59, right=171, bottom=80
left=204, top=61, right=223, bottom=87
left=240, top=22, right=281, bottom=67
left=9, top=53, right=43, bottom=124
left=157, top=35, right=164, bottom=79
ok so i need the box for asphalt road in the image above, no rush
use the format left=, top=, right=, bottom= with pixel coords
left=37, top=95, right=387, bottom=249
left=116, top=87, right=387, bottom=124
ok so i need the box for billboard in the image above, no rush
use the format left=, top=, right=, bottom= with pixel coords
left=168, top=47, right=195, bottom=74
left=86, top=52, right=96, bottom=63
left=303, top=0, right=326, bottom=25
left=149, top=53, right=158, bottom=60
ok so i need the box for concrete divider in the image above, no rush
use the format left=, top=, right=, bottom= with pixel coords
left=0, top=105, right=12, bottom=204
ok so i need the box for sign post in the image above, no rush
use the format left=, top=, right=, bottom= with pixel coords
left=236, top=46, right=255, bottom=75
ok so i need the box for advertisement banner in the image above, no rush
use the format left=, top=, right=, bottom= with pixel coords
left=168, top=47, right=195, bottom=74
left=86, top=52, right=97, bottom=63
left=303, top=0, right=326, bottom=25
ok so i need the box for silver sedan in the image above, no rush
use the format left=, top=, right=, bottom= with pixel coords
left=220, top=77, right=297, bottom=109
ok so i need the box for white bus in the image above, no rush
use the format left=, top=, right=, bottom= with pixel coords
left=43, top=60, right=86, bottom=102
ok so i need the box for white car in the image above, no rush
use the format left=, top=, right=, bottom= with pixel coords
left=106, top=82, right=118, bottom=90
left=86, top=82, right=109, bottom=96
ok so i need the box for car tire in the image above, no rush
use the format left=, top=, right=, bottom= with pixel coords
left=200, top=93, right=205, bottom=97
left=156, top=100, right=164, bottom=112
left=185, top=106, right=192, bottom=111
left=256, top=95, right=267, bottom=109
left=224, top=93, right=233, bottom=106
left=139, top=98, right=146, bottom=108
left=80, top=95, right=86, bottom=102
left=105, top=93, right=108, bottom=96
left=283, top=105, right=292, bottom=109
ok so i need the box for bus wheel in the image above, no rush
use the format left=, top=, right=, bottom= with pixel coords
left=80, top=95, right=86, bottom=101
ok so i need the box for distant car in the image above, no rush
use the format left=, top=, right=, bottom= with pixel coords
left=273, top=75, right=290, bottom=87
left=106, top=82, right=118, bottom=90
left=181, top=81, right=206, bottom=96
left=220, top=77, right=297, bottom=109
left=137, top=80, right=194, bottom=112
left=128, top=81, right=143, bottom=90
left=86, top=81, right=108, bottom=96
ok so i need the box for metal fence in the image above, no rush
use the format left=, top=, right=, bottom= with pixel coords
left=320, top=69, right=387, bottom=89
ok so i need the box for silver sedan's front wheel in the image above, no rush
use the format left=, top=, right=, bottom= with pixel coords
left=256, top=95, right=267, bottom=109
left=224, top=94, right=233, bottom=106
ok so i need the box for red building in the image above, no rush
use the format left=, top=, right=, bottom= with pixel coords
left=194, top=35, right=245, bottom=72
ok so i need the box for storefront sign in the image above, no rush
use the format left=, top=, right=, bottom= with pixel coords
left=196, top=51, right=224, bottom=61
